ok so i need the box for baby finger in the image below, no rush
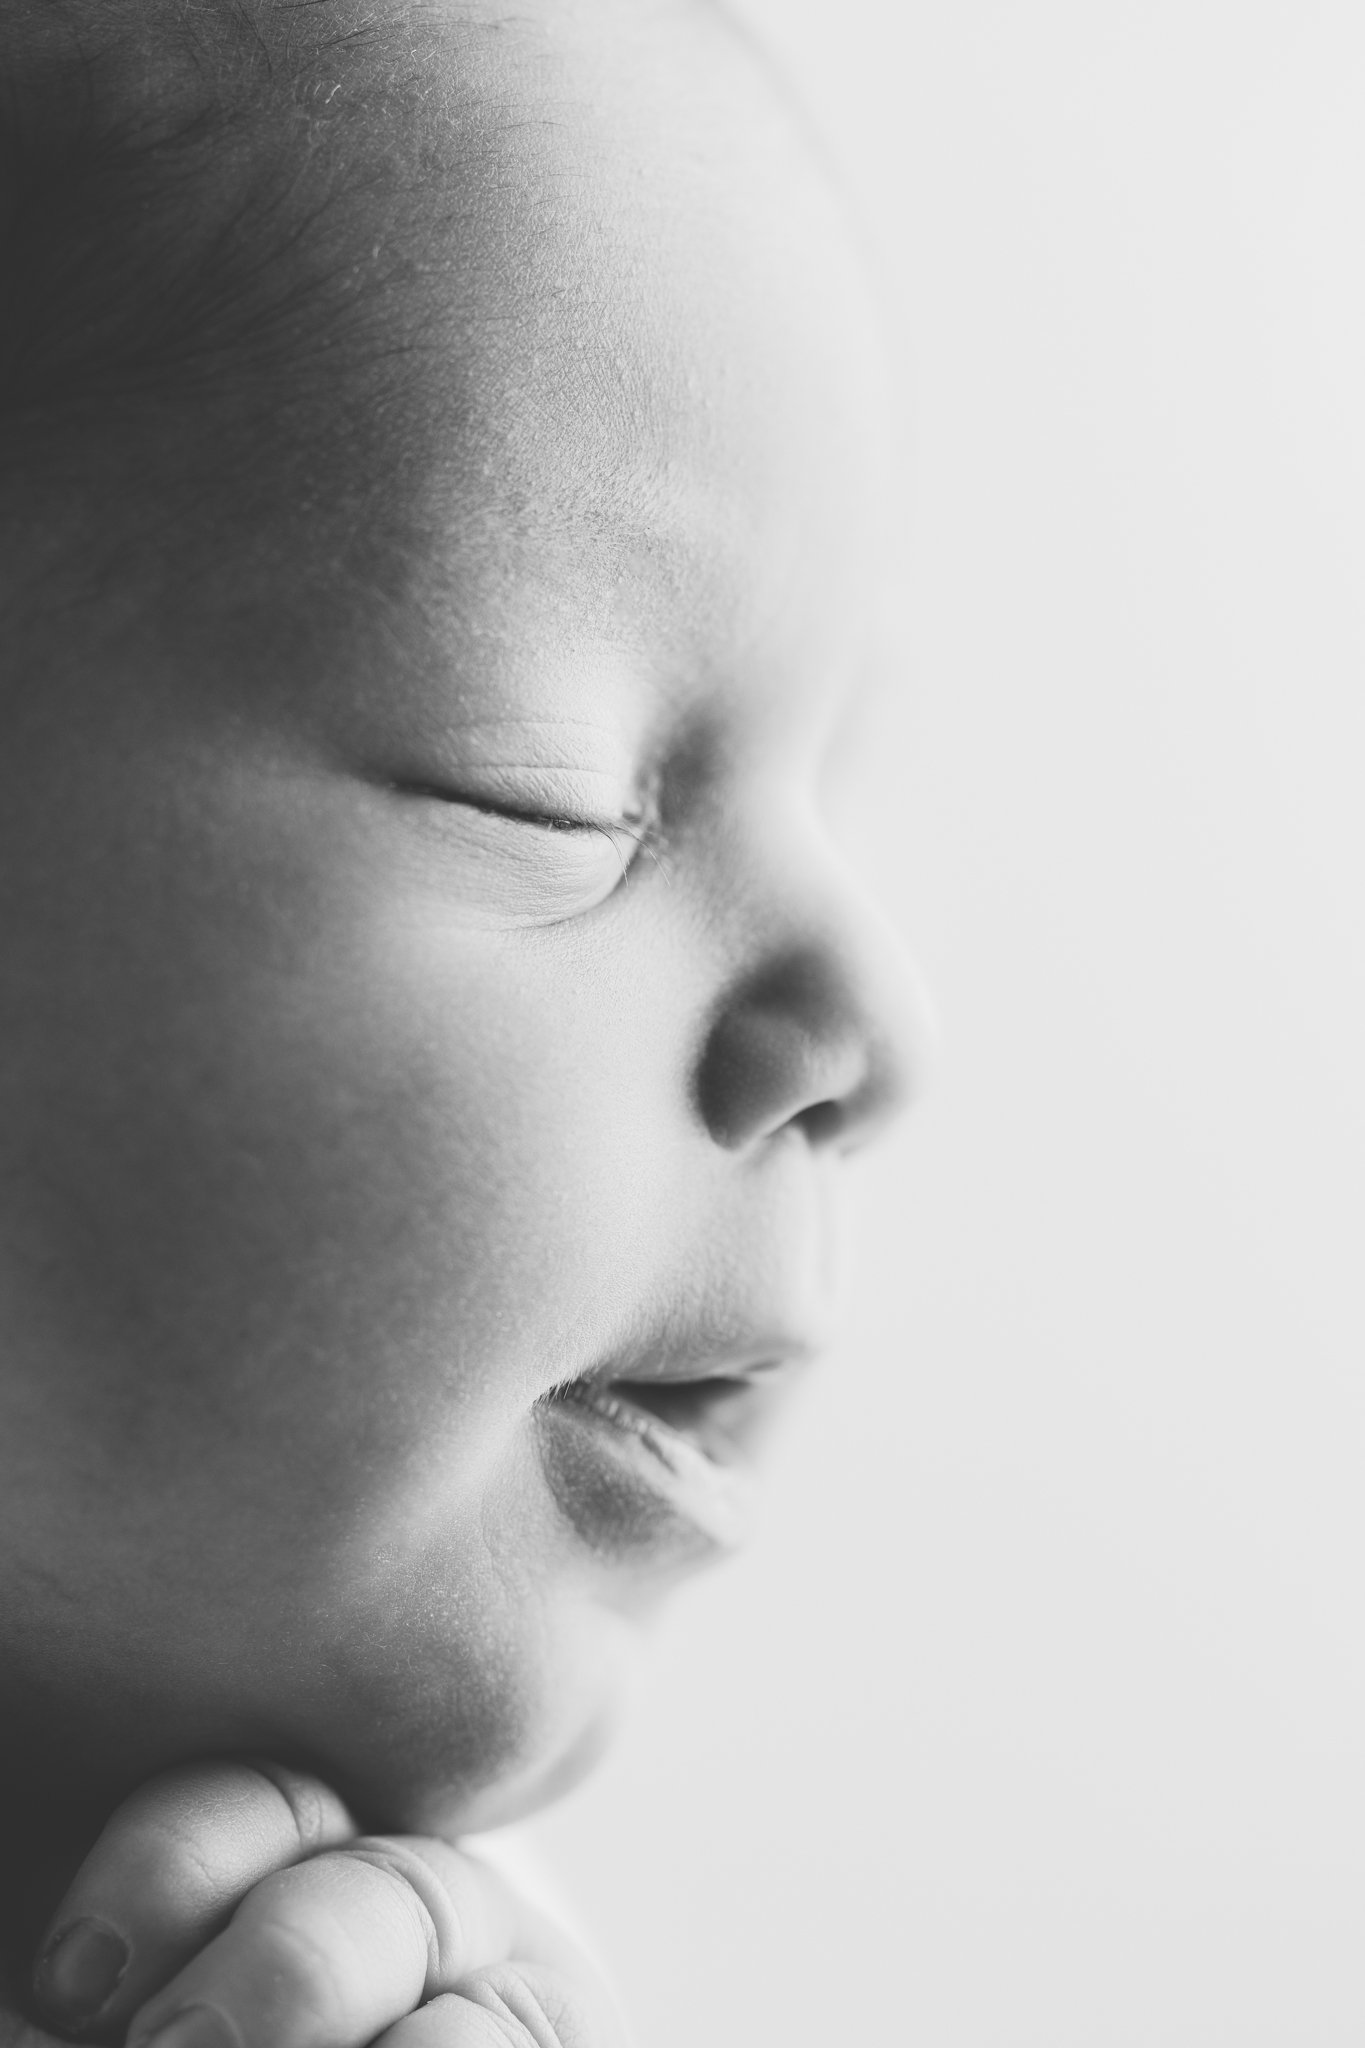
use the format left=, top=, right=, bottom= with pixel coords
left=33, top=1762, right=355, bottom=2042
left=375, top=1966, right=628, bottom=2048
left=122, top=1836, right=520, bottom=2048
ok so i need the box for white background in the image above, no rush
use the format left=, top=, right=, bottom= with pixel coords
left=525, top=4, right=1365, bottom=2042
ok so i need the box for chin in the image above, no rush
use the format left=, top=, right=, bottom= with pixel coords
left=314, top=1596, right=642, bottom=1841
left=417, top=1702, right=620, bottom=1837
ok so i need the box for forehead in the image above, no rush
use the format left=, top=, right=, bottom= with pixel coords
left=346, top=0, right=893, bottom=738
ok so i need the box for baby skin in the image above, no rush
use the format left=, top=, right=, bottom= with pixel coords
left=21, top=1761, right=626, bottom=2048
left=0, top=0, right=923, bottom=2040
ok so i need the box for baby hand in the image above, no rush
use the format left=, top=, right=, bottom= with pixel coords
left=30, top=1763, right=626, bottom=2048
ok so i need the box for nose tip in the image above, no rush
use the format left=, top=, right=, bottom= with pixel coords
left=695, top=903, right=930, bottom=1155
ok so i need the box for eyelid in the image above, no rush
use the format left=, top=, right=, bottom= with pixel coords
left=387, top=773, right=665, bottom=922
left=396, top=779, right=649, bottom=841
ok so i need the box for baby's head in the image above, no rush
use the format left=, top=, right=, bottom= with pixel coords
left=0, top=0, right=921, bottom=1840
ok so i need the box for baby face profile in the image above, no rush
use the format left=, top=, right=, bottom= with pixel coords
left=0, top=0, right=922, bottom=1837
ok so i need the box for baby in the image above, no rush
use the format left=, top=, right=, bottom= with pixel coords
left=0, top=0, right=922, bottom=2042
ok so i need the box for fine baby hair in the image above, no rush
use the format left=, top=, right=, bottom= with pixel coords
left=0, top=2, right=922, bottom=2041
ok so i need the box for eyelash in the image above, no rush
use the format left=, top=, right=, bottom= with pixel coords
left=596, top=808, right=670, bottom=882
left=399, top=783, right=669, bottom=885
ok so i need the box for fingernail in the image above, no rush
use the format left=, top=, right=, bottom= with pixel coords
left=133, top=2007, right=241, bottom=2048
left=33, top=1917, right=130, bottom=2027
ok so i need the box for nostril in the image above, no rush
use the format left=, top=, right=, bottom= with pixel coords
left=793, top=1096, right=847, bottom=1149
left=695, top=969, right=872, bottom=1152
left=695, top=929, right=925, bottom=1154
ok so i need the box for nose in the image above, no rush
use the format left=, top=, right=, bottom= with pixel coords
left=694, top=842, right=930, bottom=1155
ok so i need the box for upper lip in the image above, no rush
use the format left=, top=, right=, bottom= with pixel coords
left=535, top=1323, right=829, bottom=1556
left=549, top=1336, right=822, bottom=1472
left=574, top=1327, right=826, bottom=1393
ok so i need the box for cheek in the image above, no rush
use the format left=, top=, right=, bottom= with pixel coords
left=0, top=837, right=679, bottom=1817
left=2, top=833, right=678, bottom=1559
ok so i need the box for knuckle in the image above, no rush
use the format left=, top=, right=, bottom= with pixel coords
left=458, top=2009, right=535, bottom=2048
left=107, top=1760, right=328, bottom=1918
left=244, top=1759, right=339, bottom=1854
left=459, top=1964, right=581, bottom=2048
left=410, top=1999, right=529, bottom=2048
left=344, top=1837, right=461, bottom=1983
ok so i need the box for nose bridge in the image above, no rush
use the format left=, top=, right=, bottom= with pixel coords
left=694, top=815, right=929, bottom=1154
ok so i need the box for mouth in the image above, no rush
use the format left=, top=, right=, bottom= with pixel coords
left=537, top=1357, right=804, bottom=1557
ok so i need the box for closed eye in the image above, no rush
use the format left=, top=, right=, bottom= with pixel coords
left=388, top=778, right=662, bottom=924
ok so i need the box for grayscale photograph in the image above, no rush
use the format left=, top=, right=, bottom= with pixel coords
left=0, top=3, right=1360, bottom=2045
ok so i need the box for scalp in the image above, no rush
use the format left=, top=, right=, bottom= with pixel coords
left=3, top=2, right=399, bottom=412
left=0, top=0, right=743, bottom=444
left=0, top=0, right=798, bottom=661
left=0, top=0, right=515, bottom=645
left=0, top=4, right=474, bottom=481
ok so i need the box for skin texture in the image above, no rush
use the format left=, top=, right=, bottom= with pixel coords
left=14, top=1761, right=630, bottom=2048
left=0, top=0, right=924, bottom=1918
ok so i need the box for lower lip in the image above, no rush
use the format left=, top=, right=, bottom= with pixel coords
left=537, top=1379, right=759, bottom=1558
